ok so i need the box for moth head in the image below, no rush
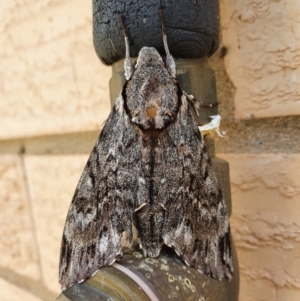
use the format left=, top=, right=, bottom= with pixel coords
left=135, top=47, right=164, bottom=69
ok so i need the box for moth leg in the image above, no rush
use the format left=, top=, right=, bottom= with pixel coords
left=198, top=102, right=219, bottom=108
left=120, top=15, right=133, bottom=80
left=184, top=91, right=219, bottom=109
left=159, top=10, right=176, bottom=78
left=183, top=90, right=219, bottom=120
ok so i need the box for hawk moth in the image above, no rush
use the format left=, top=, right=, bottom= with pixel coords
left=59, top=11, right=233, bottom=290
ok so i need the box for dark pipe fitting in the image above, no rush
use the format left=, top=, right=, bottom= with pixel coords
left=93, top=0, right=220, bottom=65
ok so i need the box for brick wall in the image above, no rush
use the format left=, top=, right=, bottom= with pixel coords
left=0, top=0, right=299, bottom=300
left=0, top=1, right=110, bottom=300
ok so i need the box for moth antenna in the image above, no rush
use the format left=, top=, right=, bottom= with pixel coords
left=159, top=10, right=176, bottom=78
left=120, top=14, right=133, bottom=80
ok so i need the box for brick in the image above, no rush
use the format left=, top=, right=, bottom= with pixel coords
left=219, top=154, right=300, bottom=300
left=0, top=278, right=42, bottom=301
left=0, top=0, right=111, bottom=139
left=0, top=155, right=39, bottom=279
left=25, top=155, right=88, bottom=292
left=220, top=0, right=300, bottom=119
left=239, top=277, right=276, bottom=301
left=277, top=287, right=300, bottom=301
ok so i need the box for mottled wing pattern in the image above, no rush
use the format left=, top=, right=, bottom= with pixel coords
left=162, top=95, right=233, bottom=279
left=59, top=95, right=142, bottom=290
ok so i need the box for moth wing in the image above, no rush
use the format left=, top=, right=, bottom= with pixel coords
left=162, top=95, right=233, bottom=279
left=59, top=95, right=141, bottom=290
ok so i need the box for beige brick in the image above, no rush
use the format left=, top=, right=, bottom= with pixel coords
left=0, top=278, right=42, bottom=301
left=239, top=277, right=276, bottom=301
left=276, top=287, right=300, bottom=301
left=0, top=0, right=111, bottom=139
left=0, top=155, right=40, bottom=279
left=219, top=154, right=300, bottom=300
left=25, top=155, right=88, bottom=292
left=220, top=0, right=300, bottom=119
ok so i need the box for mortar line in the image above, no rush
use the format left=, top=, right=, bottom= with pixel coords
left=19, top=150, right=45, bottom=284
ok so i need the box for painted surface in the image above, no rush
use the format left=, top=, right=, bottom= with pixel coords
left=220, top=0, right=300, bottom=119
left=0, top=0, right=111, bottom=139
left=220, top=154, right=300, bottom=301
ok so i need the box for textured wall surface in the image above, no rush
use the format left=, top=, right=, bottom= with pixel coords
left=220, top=154, right=300, bottom=301
left=220, top=0, right=300, bottom=119
left=25, top=155, right=88, bottom=292
left=0, top=0, right=299, bottom=300
left=0, top=0, right=111, bottom=139
left=0, top=155, right=40, bottom=280
left=0, top=0, right=110, bottom=299
left=0, top=278, right=43, bottom=301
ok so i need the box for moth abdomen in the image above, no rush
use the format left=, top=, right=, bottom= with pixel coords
left=134, top=203, right=165, bottom=258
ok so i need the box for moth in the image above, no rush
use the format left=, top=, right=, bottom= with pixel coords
left=59, top=11, right=233, bottom=290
